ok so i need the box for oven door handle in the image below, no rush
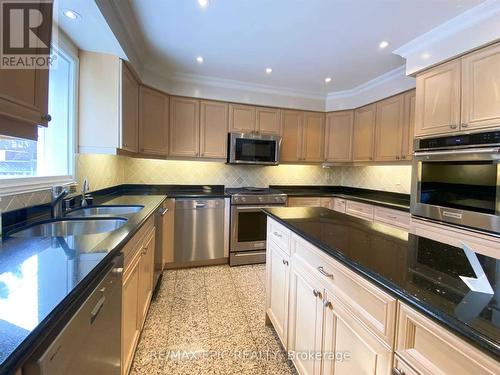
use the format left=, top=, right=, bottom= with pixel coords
left=415, top=147, right=500, bottom=157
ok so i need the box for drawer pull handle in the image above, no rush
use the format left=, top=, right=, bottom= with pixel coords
left=317, top=266, right=334, bottom=279
left=282, top=259, right=289, bottom=266
left=392, top=368, right=405, bottom=375
left=388, top=215, right=398, bottom=220
left=273, top=231, right=283, bottom=238
left=312, top=289, right=322, bottom=298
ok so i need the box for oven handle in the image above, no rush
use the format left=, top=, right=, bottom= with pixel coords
left=235, top=205, right=285, bottom=210
left=415, top=147, right=500, bottom=157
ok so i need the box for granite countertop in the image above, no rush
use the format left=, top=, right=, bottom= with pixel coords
left=264, top=207, right=500, bottom=359
left=98, top=184, right=228, bottom=199
left=270, top=185, right=410, bottom=211
left=0, top=195, right=166, bottom=375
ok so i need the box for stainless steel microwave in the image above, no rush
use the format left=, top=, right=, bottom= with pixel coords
left=227, top=132, right=281, bottom=165
left=411, top=130, right=500, bottom=234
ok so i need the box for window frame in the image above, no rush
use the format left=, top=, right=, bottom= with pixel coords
left=0, top=30, right=78, bottom=196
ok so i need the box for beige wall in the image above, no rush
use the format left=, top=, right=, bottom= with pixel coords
left=339, top=165, right=412, bottom=194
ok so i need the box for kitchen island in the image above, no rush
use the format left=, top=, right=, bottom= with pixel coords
left=264, top=207, right=500, bottom=374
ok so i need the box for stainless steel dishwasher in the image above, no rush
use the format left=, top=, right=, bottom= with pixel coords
left=174, top=198, right=229, bottom=263
left=23, top=255, right=122, bottom=375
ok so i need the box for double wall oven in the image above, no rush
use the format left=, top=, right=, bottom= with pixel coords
left=227, top=187, right=287, bottom=266
left=411, top=130, right=500, bottom=234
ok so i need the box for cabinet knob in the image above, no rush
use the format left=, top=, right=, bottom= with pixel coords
left=401, top=155, right=406, bottom=160
left=323, top=300, right=333, bottom=309
left=369, top=157, right=373, bottom=161
left=450, top=124, right=458, bottom=129
left=312, top=289, right=321, bottom=298
left=41, top=114, right=52, bottom=122
left=396, top=156, right=400, bottom=160
left=282, top=259, right=289, bottom=266
left=392, top=368, right=405, bottom=375
left=461, top=122, right=469, bottom=128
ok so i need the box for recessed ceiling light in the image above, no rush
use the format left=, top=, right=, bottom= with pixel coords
left=196, top=56, right=204, bottom=64
left=265, top=68, right=272, bottom=74
left=198, top=0, right=209, bottom=8
left=63, top=9, right=80, bottom=20
left=324, top=77, right=332, bottom=83
left=379, top=40, right=389, bottom=49
left=421, top=52, right=431, bottom=60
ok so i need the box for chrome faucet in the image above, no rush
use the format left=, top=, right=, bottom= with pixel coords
left=51, top=185, right=72, bottom=218
left=81, top=178, right=91, bottom=207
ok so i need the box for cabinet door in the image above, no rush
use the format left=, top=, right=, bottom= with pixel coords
left=229, top=104, right=255, bottom=132
left=325, top=111, right=353, bottom=162
left=415, top=60, right=461, bottom=137
left=200, top=100, right=228, bottom=159
left=374, top=94, right=405, bottom=161
left=352, top=104, right=376, bottom=161
left=266, top=243, right=290, bottom=348
left=303, top=112, right=325, bottom=162
left=461, top=43, right=500, bottom=131
left=137, top=230, right=155, bottom=330
left=288, top=260, right=324, bottom=375
left=122, top=253, right=141, bottom=375
left=121, top=63, right=139, bottom=153
left=138, top=86, right=169, bottom=155
left=169, top=97, right=200, bottom=157
left=401, top=90, right=416, bottom=160
left=256, top=107, right=281, bottom=134
left=162, top=199, right=175, bottom=266
left=280, top=110, right=303, bottom=162
left=322, top=293, right=392, bottom=375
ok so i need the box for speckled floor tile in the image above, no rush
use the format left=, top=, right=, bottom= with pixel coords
left=131, top=265, right=296, bottom=375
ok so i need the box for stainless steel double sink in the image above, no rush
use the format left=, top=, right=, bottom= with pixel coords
left=10, top=205, right=144, bottom=238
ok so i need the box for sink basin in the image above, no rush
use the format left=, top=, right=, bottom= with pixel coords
left=65, top=205, right=144, bottom=217
left=10, top=217, right=128, bottom=238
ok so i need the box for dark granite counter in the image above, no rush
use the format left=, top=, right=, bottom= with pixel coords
left=264, top=207, right=500, bottom=359
left=94, top=184, right=228, bottom=199
left=0, top=195, right=166, bottom=375
left=270, top=185, right=410, bottom=211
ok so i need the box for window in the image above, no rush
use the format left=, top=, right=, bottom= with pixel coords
left=0, top=43, right=77, bottom=183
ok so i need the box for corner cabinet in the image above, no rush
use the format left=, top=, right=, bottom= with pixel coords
left=139, top=86, right=169, bottom=156
left=324, top=111, right=354, bottom=162
left=352, top=104, right=376, bottom=161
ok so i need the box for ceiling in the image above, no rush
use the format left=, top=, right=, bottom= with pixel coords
left=122, top=0, right=483, bottom=95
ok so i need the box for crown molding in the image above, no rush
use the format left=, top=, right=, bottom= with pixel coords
left=393, top=0, right=500, bottom=75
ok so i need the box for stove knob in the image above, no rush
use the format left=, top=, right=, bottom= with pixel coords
left=275, top=196, right=281, bottom=202
left=258, top=197, right=263, bottom=202
left=234, top=197, right=240, bottom=203
left=241, top=197, right=246, bottom=203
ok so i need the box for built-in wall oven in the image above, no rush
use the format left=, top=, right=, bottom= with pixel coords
left=227, top=132, right=282, bottom=165
left=411, top=130, right=500, bottom=234
left=227, top=187, right=287, bottom=266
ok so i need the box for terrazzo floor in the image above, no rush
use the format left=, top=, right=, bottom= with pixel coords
left=130, top=264, right=297, bottom=375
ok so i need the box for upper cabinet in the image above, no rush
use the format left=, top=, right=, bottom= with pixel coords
left=415, top=41, right=500, bottom=138
left=229, top=103, right=281, bottom=135
left=461, top=43, right=500, bottom=131
left=324, top=111, right=353, bottom=163
left=256, top=107, right=281, bottom=134
left=415, top=60, right=461, bottom=137
left=121, top=64, right=140, bottom=153
left=302, top=112, right=325, bottom=162
left=374, top=94, right=405, bottom=161
left=401, top=90, right=416, bottom=159
left=138, top=86, right=169, bottom=156
left=280, top=110, right=324, bottom=162
left=200, top=100, right=229, bottom=159
left=229, top=104, right=255, bottom=133
left=352, top=104, right=376, bottom=161
left=169, top=97, right=200, bottom=158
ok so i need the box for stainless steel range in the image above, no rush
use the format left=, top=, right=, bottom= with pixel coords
left=227, top=187, right=287, bottom=266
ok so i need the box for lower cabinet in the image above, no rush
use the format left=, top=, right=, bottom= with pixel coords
left=121, top=219, right=156, bottom=375
left=266, top=242, right=290, bottom=347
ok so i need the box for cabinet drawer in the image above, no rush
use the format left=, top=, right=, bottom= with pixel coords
left=346, top=200, right=374, bottom=221
left=287, top=197, right=322, bottom=207
left=268, top=218, right=291, bottom=255
left=123, top=215, right=155, bottom=272
left=374, top=207, right=410, bottom=230
left=320, top=197, right=333, bottom=209
left=292, top=234, right=397, bottom=347
left=332, top=198, right=346, bottom=213
left=396, top=303, right=500, bottom=374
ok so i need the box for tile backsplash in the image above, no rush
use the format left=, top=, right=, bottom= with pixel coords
left=1, top=154, right=412, bottom=214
